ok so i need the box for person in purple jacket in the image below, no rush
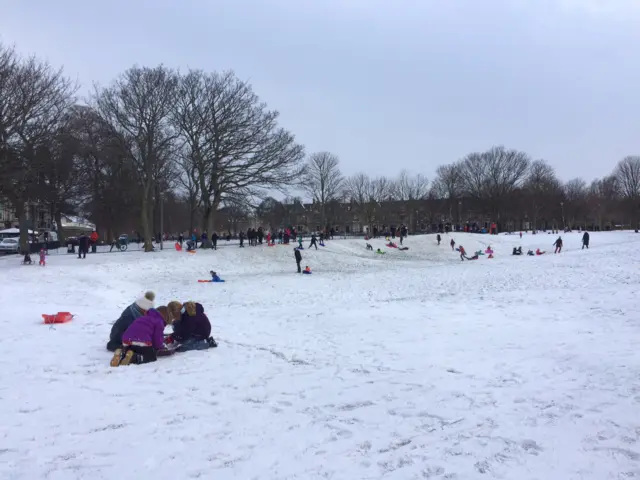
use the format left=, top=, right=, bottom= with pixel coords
left=171, top=301, right=217, bottom=351
left=110, top=306, right=173, bottom=367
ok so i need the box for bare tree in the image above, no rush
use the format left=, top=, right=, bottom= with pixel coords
left=614, top=156, right=640, bottom=199
left=430, top=163, right=463, bottom=200
left=256, top=197, right=286, bottom=231
left=93, top=65, right=178, bottom=251
left=392, top=170, right=429, bottom=231
left=523, top=160, right=561, bottom=231
left=0, top=43, right=77, bottom=251
left=393, top=170, right=429, bottom=201
left=34, top=111, right=85, bottom=241
left=303, top=151, right=343, bottom=228
left=172, top=70, right=305, bottom=234
left=69, top=105, right=142, bottom=240
left=459, top=146, right=530, bottom=224
left=176, top=151, right=201, bottom=233
left=614, top=155, right=640, bottom=228
left=563, top=178, right=588, bottom=228
left=588, top=175, right=619, bottom=230
left=343, top=173, right=391, bottom=231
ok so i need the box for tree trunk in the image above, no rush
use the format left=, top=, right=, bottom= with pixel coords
left=16, top=202, right=28, bottom=254
left=54, top=210, right=65, bottom=243
left=141, top=187, right=154, bottom=252
left=206, top=199, right=221, bottom=234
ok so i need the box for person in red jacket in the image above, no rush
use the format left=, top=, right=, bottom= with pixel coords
left=90, top=231, right=99, bottom=253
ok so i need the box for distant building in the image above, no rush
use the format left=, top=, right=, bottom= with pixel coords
left=0, top=199, right=52, bottom=230
left=0, top=199, right=94, bottom=235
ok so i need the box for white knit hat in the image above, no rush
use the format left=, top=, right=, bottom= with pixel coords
left=135, top=291, right=155, bottom=311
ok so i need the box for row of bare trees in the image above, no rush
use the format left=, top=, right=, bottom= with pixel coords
left=290, top=146, right=640, bottom=232
left=0, top=43, right=306, bottom=251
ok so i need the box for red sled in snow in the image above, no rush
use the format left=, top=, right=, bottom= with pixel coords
left=42, top=312, right=73, bottom=324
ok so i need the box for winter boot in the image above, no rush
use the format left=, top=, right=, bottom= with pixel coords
left=119, top=349, right=135, bottom=366
left=207, top=337, right=218, bottom=348
left=110, top=348, right=123, bottom=367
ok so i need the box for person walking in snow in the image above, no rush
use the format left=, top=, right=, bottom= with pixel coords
left=239, top=231, right=245, bottom=248
left=309, top=233, right=318, bottom=250
left=553, top=236, right=563, bottom=254
left=297, top=234, right=303, bottom=249
left=437, top=234, right=441, bottom=245
left=450, top=238, right=455, bottom=251
left=39, top=248, right=46, bottom=267
left=294, top=247, right=302, bottom=273
left=78, top=234, right=89, bottom=259
left=212, top=232, right=218, bottom=250
left=582, top=231, right=590, bottom=249
left=458, top=245, right=467, bottom=261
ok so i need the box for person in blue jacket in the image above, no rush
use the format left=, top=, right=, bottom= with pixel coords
left=210, top=270, right=225, bottom=282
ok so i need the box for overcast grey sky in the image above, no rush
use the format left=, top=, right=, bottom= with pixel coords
left=1, top=0, right=638, bottom=183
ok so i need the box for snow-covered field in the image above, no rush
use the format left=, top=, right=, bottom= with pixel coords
left=1, top=231, right=639, bottom=480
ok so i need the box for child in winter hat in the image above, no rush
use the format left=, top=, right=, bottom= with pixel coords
left=136, top=291, right=155, bottom=312
left=167, top=301, right=183, bottom=322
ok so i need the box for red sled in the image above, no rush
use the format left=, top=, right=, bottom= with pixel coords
left=175, top=243, right=183, bottom=251
left=198, top=280, right=212, bottom=283
left=42, top=312, right=73, bottom=324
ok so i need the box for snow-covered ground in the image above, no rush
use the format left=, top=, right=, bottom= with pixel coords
left=1, top=231, right=639, bottom=479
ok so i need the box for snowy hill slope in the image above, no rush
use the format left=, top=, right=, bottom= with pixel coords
left=1, top=231, right=639, bottom=479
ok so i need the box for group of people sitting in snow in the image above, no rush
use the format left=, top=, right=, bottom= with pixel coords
left=106, top=291, right=217, bottom=367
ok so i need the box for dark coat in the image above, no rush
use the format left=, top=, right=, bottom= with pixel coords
left=108, top=303, right=145, bottom=348
left=79, top=235, right=90, bottom=249
left=294, top=249, right=302, bottom=262
left=172, top=303, right=211, bottom=342
left=582, top=232, right=590, bottom=245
